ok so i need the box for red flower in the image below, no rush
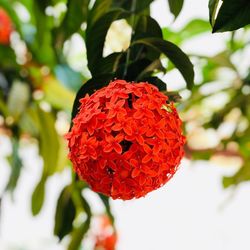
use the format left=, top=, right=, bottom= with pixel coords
left=0, top=8, right=12, bottom=45
left=67, top=80, right=185, bottom=200
left=93, top=215, right=117, bottom=250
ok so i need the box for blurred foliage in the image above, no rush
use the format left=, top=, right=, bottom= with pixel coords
left=0, top=0, right=250, bottom=249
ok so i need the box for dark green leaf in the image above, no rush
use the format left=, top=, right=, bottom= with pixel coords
left=208, top=0, right=220, bottom=26
left=0, top=45, right=17, bottom=69
left=31, top=176, right=46, bottom=215
left=132, top=37, right=194, bottom=89
left=212, top=0, right=250, bottom=32
left=54, top=186, right=76, bottom=240
left=91, top=52, right=125, bottom=76
left=142, top=76, right=167, bottom=91
left=60, top=0, right=90, bottom=39
left=87, top=0, right=112, bottom=28
left=5, top=138, right=22, bottom=193
left=168, top=0, right=184, bottom=19
left=71, top=74, right=114, bottom=121
left=112, top=0, right=154, bottom=13
left=86, top=9, right=129, bottom=74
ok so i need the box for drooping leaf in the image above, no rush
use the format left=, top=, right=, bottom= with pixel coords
left=132, top=37, right=194, bottom=89
left=68, top=194, right=91, bottom=250
left=31, top=175, right=46, bottom=216
left=168, top=0, right=184, bottom=19
left=86, top=9, right=129, bottom=74
left=71, top=74, right=114, bottom=121
left=212, top=0, right=250, bottom=32
left=54, top=186, right=76, bottom=240
left=5, top=138, right=22, bottom=193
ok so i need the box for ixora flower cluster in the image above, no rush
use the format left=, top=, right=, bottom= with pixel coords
left=67, top=80, right=185, bottom=200
left=0, top=8, right=12, bottom=45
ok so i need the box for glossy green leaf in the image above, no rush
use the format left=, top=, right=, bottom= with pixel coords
left=212, top=0, right=250, bottom=32
left=132, top=37, right=194, bottom=89
left=54, top=186, right=76, bottom=240
left=31, top=175, right=46, bottom=216
left=142, top=76, right=167, bottom=91
left=86, top=9, right=129, bottom=74
left=168, top=0, right=184, bottom=19
left=208, top=0, right=220, bottom=26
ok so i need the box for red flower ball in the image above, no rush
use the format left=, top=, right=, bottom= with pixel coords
left=67, top=80, right=185, bottom=200
left=0, top=8, right=12, bottom=45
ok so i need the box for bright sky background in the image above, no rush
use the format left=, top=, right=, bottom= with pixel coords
left=1, top=0, right=250, bottom=250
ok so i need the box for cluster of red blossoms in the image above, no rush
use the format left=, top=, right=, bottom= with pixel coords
left=66, top=80, right=185, bottom=200
left=0, top=8, right=12, bottom=45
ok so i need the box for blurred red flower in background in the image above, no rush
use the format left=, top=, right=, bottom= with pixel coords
left=67, top=80, right=185, bottom=200
left=0, top=8, right=12, bottom=45
left=93, top=215, right=117, bottom=250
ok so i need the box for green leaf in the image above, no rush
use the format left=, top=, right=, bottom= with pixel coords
left=54, top=186, right=76, bottom=240
left=86, top=9, right=129, bottom=74
left=7, top=81, right=30, bottom=121
left=31, top=175, right=46, bottom=216
left=36, top=105, right=60, bottom=176
left=142, top=76, right=167, bottom=91
left=5, top=138, right=22, bottom=193
left=60, top=0, right=90, bottom=40
left=112, top=0, right=154, bottom=13
left=223, top=162, right=250, bottom=188
left=132, top=37, right=194, bottom=89
left=43, top=76, right=75, bottom=111
left=91, top=52, right=125, bottom=76
left=212, top=0, right=250, bottom=32
left=0, top=45, right=18, bottom=69
left=208, top=0, right=220, bottom=26
left=87, top=0, right=112, bottom=28
left=71, top=74, right=114, bottom=121
left=168, top=0, right=184, bottom=19
left=68, top=195, right=91, bottom=250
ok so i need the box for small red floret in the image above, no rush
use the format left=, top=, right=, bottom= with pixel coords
left=67, top=80, right=185, bottom=200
